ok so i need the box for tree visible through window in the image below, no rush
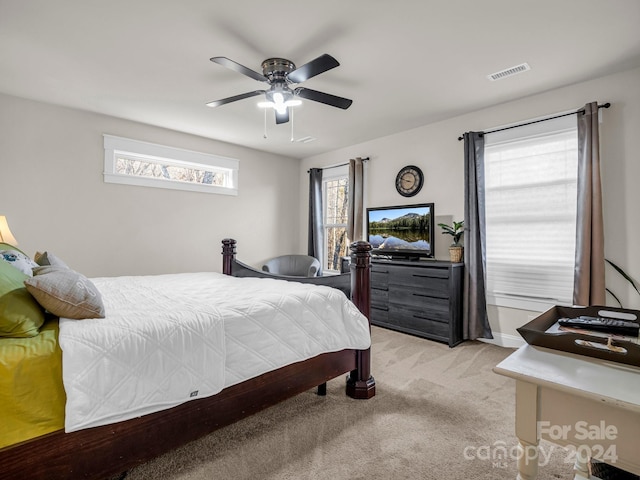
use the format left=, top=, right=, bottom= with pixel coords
left=115, top=156, right=227, bottom=186
left=324, top=175, right=349, bottom=272
left=103, top=135, right=238, bottom=196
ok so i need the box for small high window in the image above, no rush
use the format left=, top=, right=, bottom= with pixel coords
left=103, top=135, right=239, bottom=195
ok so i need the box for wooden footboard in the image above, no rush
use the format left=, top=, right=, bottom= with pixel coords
left=0, top=240, right=374, bottom=480
left=222, top=238, right=375, bottom=400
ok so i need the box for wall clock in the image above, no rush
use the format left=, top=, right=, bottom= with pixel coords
left=395, top=165, right=424, bottom=197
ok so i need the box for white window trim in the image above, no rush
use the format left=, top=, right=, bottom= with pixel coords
left=486, top=292, right=570, bottom=313
left=322, top=165, right=349, bottom=181
left=103, top=135, right=239, bottom=196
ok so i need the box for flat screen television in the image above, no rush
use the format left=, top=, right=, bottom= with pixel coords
left=366, top=203, right=435, bottom=259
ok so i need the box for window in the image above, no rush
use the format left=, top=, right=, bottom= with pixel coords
left=103, top=135, right=238, bottom=195
left=484, top=115, right=578, bottom=311
left=323, top=167, right=349, bottom=273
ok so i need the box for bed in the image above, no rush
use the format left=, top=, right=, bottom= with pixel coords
left=0, top=238, right=374, bottom=480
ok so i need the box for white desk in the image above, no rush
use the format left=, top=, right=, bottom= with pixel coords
left=494, top=345, right=640, bottom=480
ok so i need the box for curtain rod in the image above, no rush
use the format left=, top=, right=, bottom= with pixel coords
left=307, top=157, right=370, bottom=173
left=456, top=102, right=611, bottom=141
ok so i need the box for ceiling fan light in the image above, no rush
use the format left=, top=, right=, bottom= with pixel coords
left=285, top=99, right=302, bottom=107
left=257, top=101, right=275, bottom=109
left=273, top=92, right=285, bottom=105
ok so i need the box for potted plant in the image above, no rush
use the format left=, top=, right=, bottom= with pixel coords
left=438, top=220, right=464, bottom=263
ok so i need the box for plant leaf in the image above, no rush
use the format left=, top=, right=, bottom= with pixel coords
left=605, top=287, right=623, bottom=308
left=605, top=258, right=640, bottom=295
left=439, top=222, right=464, bottom=236
left=438, top=224, right=455, bottom=236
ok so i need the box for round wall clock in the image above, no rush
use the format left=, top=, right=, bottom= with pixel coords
left=395, top=165, right=424, bottom=197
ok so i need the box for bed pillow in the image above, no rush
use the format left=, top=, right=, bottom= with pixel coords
left=24, top=266, right=105, bottom=320
left=0, top=249, right=38, bottom=276
left=0, top=259, right=46, bottom=337
left=34, top=251, right=70, bottom=269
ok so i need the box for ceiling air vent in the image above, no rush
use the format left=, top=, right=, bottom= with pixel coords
left=487, top=63, right=530, bottom=81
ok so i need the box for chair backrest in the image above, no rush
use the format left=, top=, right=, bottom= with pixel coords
left=261, top=254, right=321, bottom=277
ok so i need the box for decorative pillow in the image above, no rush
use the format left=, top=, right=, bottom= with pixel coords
left=0, top=259, right=46, bottom=337
left=0, top=249, right=38, bottom=276
left=34, top=251, right=70, bottom=269
left=24, top=266, right=105, bottom=320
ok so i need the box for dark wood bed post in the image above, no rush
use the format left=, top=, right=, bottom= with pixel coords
left=222, top=238, right=236, bottom=275
left=346, top=240, right=376, bottom=399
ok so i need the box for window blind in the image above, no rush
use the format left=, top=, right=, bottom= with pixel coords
left=484, top=115, right=578, bottom=309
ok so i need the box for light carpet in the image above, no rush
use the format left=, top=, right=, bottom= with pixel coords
left=121, top=326, right=576, bottom=479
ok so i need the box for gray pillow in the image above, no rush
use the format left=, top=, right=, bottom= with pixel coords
left=34, top=251, right=70, bottom=269
left=24, top=265, right=105, bottom=319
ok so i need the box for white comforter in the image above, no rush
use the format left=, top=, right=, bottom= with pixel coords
left=58, top=272, right=370, bottom=432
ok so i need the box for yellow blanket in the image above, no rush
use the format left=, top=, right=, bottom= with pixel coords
left=0, top=319, right=65, bottom=449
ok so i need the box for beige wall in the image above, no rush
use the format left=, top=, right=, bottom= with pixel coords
left=0, top=93, right=300, bottom=277
left=300, top=67, right=640, bottom=345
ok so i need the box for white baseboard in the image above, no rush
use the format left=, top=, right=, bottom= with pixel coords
left=478, top=332, right=526, bottom=349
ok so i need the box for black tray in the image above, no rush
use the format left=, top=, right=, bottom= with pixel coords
left=517, top=305, right=640, bottom=367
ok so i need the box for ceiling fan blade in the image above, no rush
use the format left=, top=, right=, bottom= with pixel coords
left=275, top=109, right=289, bottom=124
left=206, top=90, right=265, bottom=108
left=287, top=54, right=340, bottom=83
left=294, top=87, right=352, bottom=110
left=210, top=57, right=267, bottom=83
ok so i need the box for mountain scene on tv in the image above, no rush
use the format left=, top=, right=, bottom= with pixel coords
left=368, top=211, right=431, bottom=251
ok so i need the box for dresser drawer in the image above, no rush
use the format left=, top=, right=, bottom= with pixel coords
left=385, top=264, right=448, bottom=280
left=389, top=304, right=450, bottom=338
left=370, top=305, right=390, bottom=325
left=388, top=284, right=450, bottom=316
left=371, top=288, right=389, bottom=309
left=371, top=270, right=389, bottom=290
left=387, top=268, right=449, bottom=297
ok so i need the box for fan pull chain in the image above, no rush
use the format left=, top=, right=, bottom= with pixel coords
left=290, top=107, right=294, bottom=142
left=263, top=108, right=267, bottom=139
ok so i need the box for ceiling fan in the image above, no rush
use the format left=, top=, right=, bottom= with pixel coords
left=206, top=54, right=352, bottom=124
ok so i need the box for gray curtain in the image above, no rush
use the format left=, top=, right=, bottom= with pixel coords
left=308, top=168, right=324, bottom=276
left=347, top=157, right=365, bottom=241
left=463, top=132, right=493, bottom=340
left=574, top=102, right=606, bottom=305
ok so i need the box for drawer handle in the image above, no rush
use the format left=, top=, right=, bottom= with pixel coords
left=373, top=306, right=389, bottom=312
left=413, top=313, right=447, bottom=322
left=411, top=293, right=447, bottom=299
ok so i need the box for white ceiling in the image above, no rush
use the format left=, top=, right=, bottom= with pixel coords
left=1, top=0, right=639, bottom=159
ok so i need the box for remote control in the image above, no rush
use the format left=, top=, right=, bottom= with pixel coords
left=558, top=316, right=640, bottom=336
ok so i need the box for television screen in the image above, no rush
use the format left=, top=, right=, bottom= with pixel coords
left=366, top=203, right=435, bottom=258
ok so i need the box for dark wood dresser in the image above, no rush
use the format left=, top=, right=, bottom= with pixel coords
left=369, top=259, right=464, bottom=347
